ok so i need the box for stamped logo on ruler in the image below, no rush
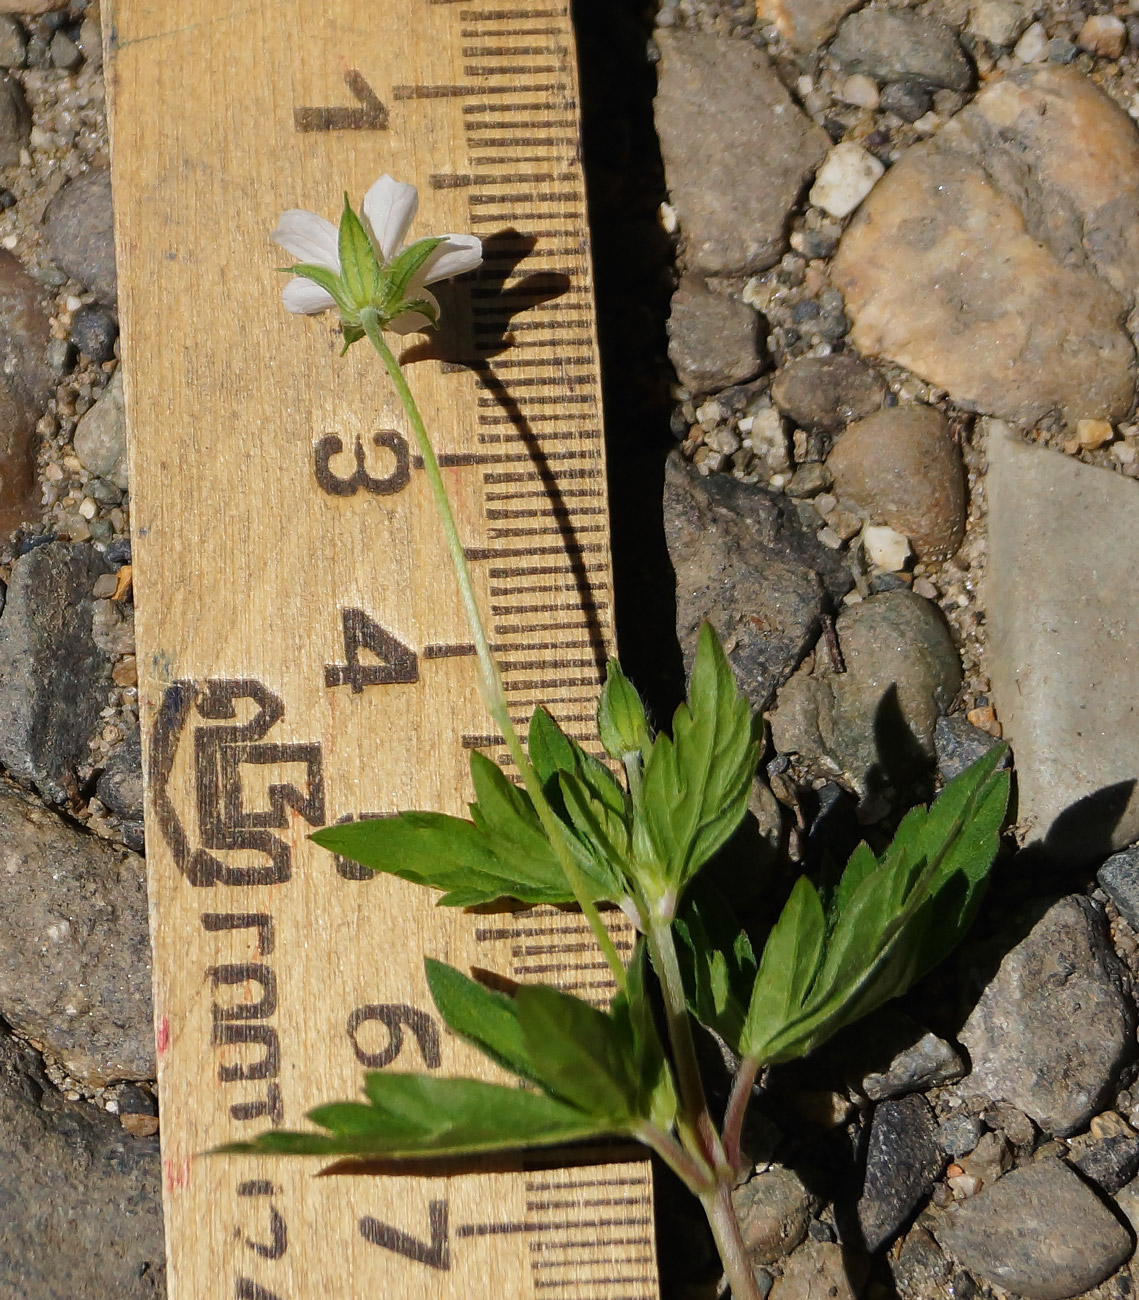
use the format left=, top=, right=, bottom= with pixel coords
left=106, top=0, right=658, bottom=1296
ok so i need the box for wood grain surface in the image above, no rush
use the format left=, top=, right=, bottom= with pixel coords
left=104, top=2, right=659, bottom=1296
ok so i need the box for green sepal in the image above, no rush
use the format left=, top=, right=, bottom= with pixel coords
left=380, top=236, right=444, bottom=311
left=283, top=262, right=355, bottom=315
left=392, top=296, right=440, bottom=330
left=216, top=1074, right=616, bottom=1159
left=339, top=323, right=365, bottom=354
left=337, top=194, right=382, bottom=308
left=598, top=660, right=653, bottom=762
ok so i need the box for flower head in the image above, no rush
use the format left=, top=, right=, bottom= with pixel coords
left=272, top=175, right=482, bottom=344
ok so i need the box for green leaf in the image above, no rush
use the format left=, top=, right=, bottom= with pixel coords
left=515, top=985, right=638, bottom=1121
left=610, top=940, right=677, bottom=1131
left=528, top=706, right=579, bottom=786
left=217, top=1075, right=617, bottom=1159
left=424, top=959, right=538, bottom=1085
left=380, top=236, right=444, bottom=310
left=637, top=623, right=762, bottom=898
left=598, top=660, right=653, bottom=762
left=674, top=882, right=757, bottom=1051
left=311, top=809, right=573, bottom=909
left=741, top=747, right=1009, bottom=1065
left=337, top=195, right=381, bottom=308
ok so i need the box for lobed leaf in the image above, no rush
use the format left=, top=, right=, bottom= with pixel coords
left=424, top=959, right=537, bottom=1084
left=637, top=623, right=762, bottom=898
left=673, top=883, right=757, bottom=1051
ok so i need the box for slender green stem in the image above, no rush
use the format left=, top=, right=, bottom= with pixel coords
left=701, top=1182, right=763, bottom=1300
left=632, top=1120, right=715, bottom=1195
left=646, top=913, right=727, bottom=1171
left=363, top=311, right=625, bottom=990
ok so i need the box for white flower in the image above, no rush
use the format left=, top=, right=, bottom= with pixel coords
left=272, top=175, right=482, bottom=333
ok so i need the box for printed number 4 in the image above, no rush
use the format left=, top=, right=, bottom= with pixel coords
left=324, top=609, right=419, bottom=694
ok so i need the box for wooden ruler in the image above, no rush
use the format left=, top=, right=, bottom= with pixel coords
left=104, top=2, right=659, bottom=1297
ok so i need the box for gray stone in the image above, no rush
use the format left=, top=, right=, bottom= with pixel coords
left=1069, top=1132, right=1139, bottom=1195
left=770, top=590, right=962, bottom=796
left=888, top=1227, right=954, bottom=1300
left=73, top=368, right=126, bottom=490
left=830, top=9, right=973, bottom=91
left=0, top=780, right=153, bottom=1085
left=987, top=427, right=1139, bottom=862
left=0, top=70, right=28, bottom=165
left=654, top=29, right=829, bottom=276
left=0, top=249, right=52, bottom=531
left=70, top=302, right=117, bottom=363
left=1099, top=847, right=1139, bottom=932
left=0, top=542, right=112, bottom=803
left=0, top=16, right=26, bottom=68
left=856, top=1013, right=966, bottom=1102
left=663, top=454, right=852, bottom=712
left=667, top=275, right=761, bottom=394
left=970, top=0, right=1031, bottom=47
left=771, top=354, right=887, bottom=434
left=755, top=0, right=860, bottom=52
left=833, top=68, right=1139, bottom=431
left=934, top=714, right=1004, bottom=784
left=933, top=1158, right=1131, bottom=1299
left=0, top=1033, right=164, bottom=1299
left=732, top=1164, right=821, bottom=1265
left=48, top=29, right=80, bottom=70
left=42, top=168, right=116, bottom=304
left=938, top=1113, right=983, bottom=1159
left=880, top=81, right=934, bottom=123
left=851, top=1094, right=943, bottom=1253
left=97, top=728, right=143, bottom=822
left=826, top=405, right=965, bottom=560
left=959, top=896, right=1134, bottom=1137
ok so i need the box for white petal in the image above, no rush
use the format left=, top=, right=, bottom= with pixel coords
left=272, top=209, right=340, bottom=269
left=363, top=175, right=419, bottom=261
left=282, top=277, right=338, bottom=314
left=388, top=307, right=435, bottom=335
left=420, top=234, right=483, bottom=284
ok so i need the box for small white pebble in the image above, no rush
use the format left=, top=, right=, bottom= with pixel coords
left=1013, top=21, right=1048, bottom=62
left=817, top=525, right=843, bottom=550
left=842, top=589, right=864, bottom=606
left=913, top=577, right=939, bottom=600
left=796, top=74, right=814, bottom=97
left=862, top=524, right=912, bottom=572
left=913, top=111, right=941, bottom=136
left=948, top=1172, right=983, bottom=1199
left=658, top=201, right=678, bottom=235
left=0, top=234, right=16, bottom=251
left=65, top=294, right=83, bottom=313
left=970, top=0, right=1030, bottom=48
left=838, top=73, right=879, bottom=110
left=1112, top=441, right=1138, bottom=466
left=78, top=497, right=97, bottom=520
left=695, top=398, right=721, bottom=425
left=809, top=142, right=885, bottom=219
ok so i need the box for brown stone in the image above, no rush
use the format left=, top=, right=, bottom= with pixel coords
left=771, top=353, right=887, bottom=432
left=833, top=67, right=1139, bottom=431
left=0, top=0, right=67, bottom=10
left=667, top=275, right=762, bottom=393
left=755, top=0, right=860, bottom=51
left=0, top=250, right=52, bottom=531
left=827, top=404, right=965, bottom=559
left=655, top=29, right=828, bottom=275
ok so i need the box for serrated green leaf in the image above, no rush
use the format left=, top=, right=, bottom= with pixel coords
left=637, top=623, right=762, bottom=899
left=337, top=195, right=381, bottom=307
left=516, top=985, right=638, bottom=1121
left=558, top=770, right=630, bottom=869
left=528, top=707, right=578, bottom=786
left=311, top=810, right=573, bottom=908
left=380, top=236, right=444, bottom=310
left=598, top=660, right=653, bottom=762
left=740, top=748, right=1009, bottom=1065
left=674, top=883, right=757, bottom=1051
left=216, top=1075, right=617, bottom=1159
left=424, top=958, right=538, bottom=1084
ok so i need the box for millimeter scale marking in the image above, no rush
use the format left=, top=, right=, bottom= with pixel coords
left=104, top=2, right=659, bottom=1298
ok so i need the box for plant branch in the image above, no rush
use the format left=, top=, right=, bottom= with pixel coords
left=632, top=1120, right=715, bottom=1195
left=701, top=1181, right=763, bottom=1300
left=363, top=312, right=626, bottom=990
left=722, top=1055, right=761, bottom=1175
